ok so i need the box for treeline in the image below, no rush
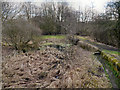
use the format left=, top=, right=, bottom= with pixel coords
left=2, top=1, right=120, bottom=49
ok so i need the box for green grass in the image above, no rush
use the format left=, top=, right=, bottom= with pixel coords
left=32, top=35, right=65, bottom=42
left=41, top=42, right=53, bottom=46
left=102, top=50, right=120, bottom=55
left=41, top=35, right=65, bottom=39
left=41, top=42, right=72, bottom=47
left=76, top=36, right=87, bottom=40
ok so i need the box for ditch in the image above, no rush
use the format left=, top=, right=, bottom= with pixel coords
left=94, top=54, right=120, bottom=88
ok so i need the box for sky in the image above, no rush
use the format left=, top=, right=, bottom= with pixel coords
left=3, top=0, right=116, bottom=13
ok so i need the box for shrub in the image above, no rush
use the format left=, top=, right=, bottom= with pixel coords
left=3, top=18, right=42, bottom=52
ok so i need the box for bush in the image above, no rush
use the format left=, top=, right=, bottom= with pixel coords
left=3, top=18, right=42, bottom=52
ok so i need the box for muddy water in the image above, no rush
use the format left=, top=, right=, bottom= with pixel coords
left=94, top=54, right=120, bottom=88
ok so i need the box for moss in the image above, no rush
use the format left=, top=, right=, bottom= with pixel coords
left=101, top=51, right=104, bottom=56
left=100, top=51, right=120, bottom=77
left=103, top=54, right=109, bottom=61
left=117, top=63, right=120, bottom=67
left=94, top=53, right=120, bottom=87
left=102, top=57, right=120, bottom=86
left=101, top=52, right=118, bottom=64
left=111, top=59, right=118, bottom=65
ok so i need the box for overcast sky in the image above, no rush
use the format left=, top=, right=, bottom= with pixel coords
left=3, top=0, right=116, bottom=13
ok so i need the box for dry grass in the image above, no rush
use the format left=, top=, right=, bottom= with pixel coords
left=2, top=38, right=112, bottom=88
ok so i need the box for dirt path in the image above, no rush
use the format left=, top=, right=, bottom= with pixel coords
left=86, top=40, right=118, bottom=51
left=2, top=38, right=112, bottom=88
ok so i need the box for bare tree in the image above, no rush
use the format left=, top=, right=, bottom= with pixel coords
left=22, top=2, right=34, bottom=21
left=2, top=2, right=23, bottom=24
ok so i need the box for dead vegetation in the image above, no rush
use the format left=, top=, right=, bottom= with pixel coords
left=2, top=38, right=112, bottom=88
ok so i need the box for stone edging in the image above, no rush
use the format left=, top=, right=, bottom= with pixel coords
left=78, top=40, right=99, bottom=52
left=100, top=51, right=120, bottom=78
